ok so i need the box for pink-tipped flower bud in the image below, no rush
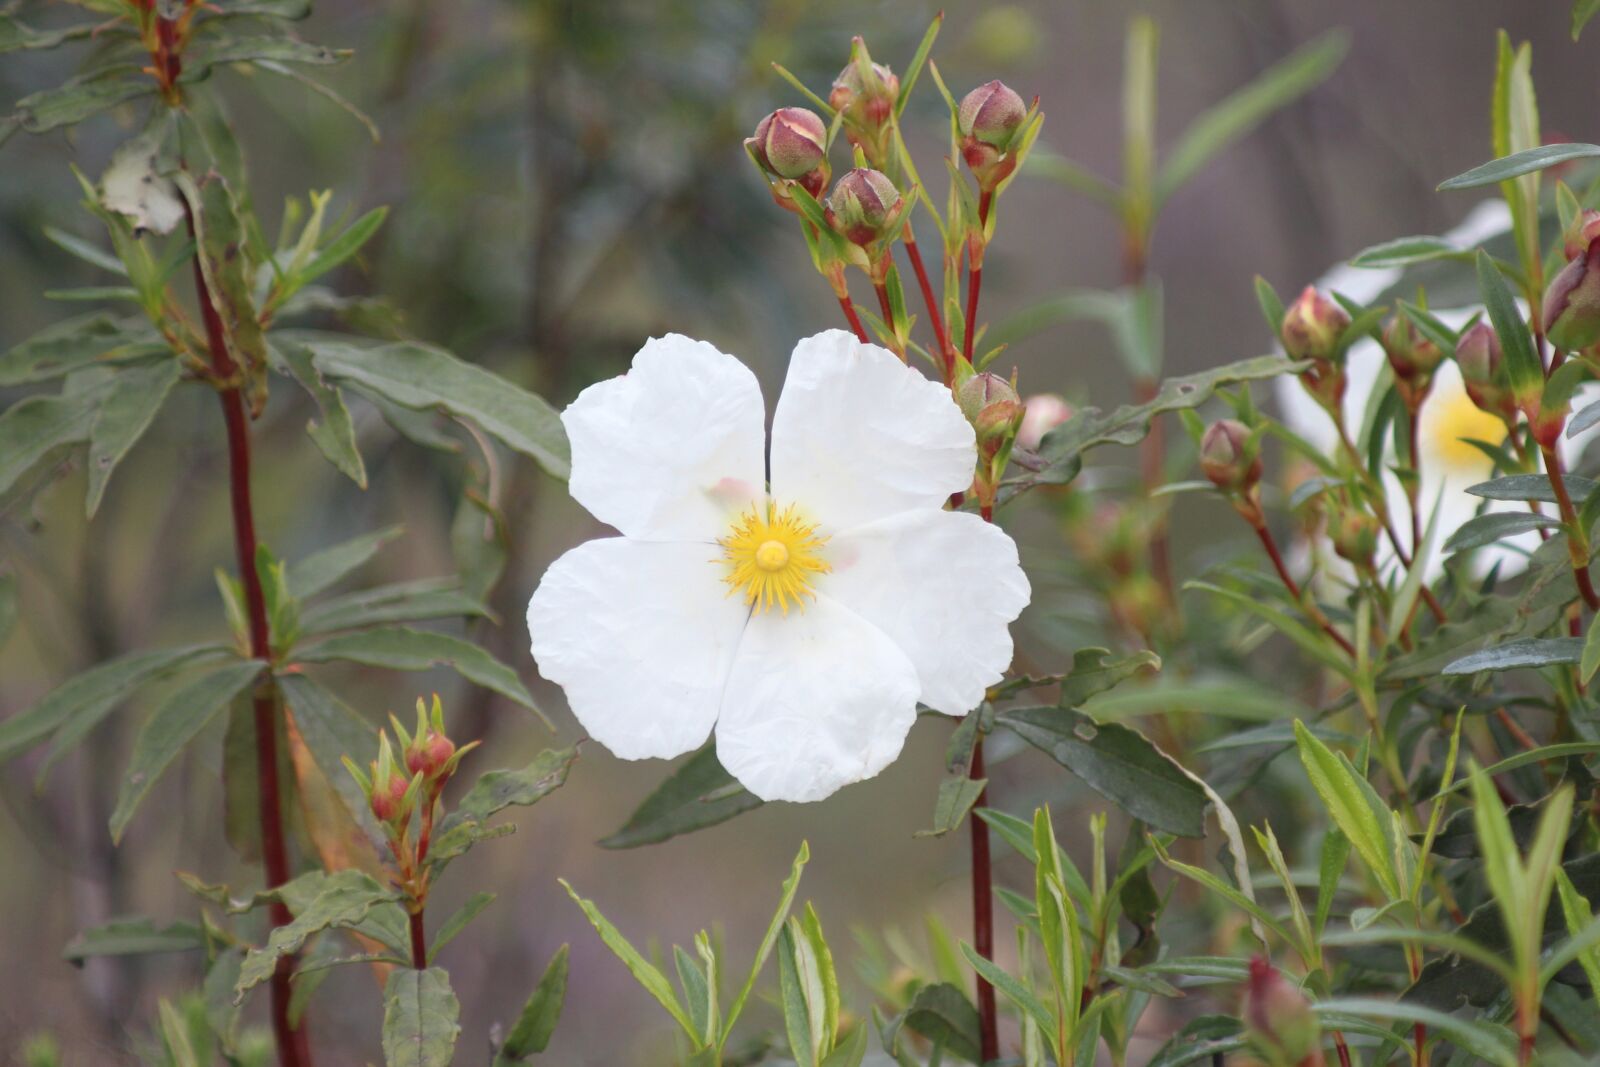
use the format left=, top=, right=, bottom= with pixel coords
left=956, top=372, right=1025, bottom=446
left=1543, top=237, right=1600, bottom=354
left=1242, top=957, right=1325, bottom=1067
left=958, top=80, right=1027, bottom=150
left=829, top=43, right=899, bottom=134
left=1380, top=312, right=1443, bottom=383
left=370, top=770, right=410, bottom=824
left=1456, top=321, right=1513, bottom=420
left=825, top=167, right=904, bottom=247
left=1280, top=287, right=1350, bottom=364
left=1563, top=210, right=1600, bottom=261
left=747, top=108, right=827, bottom=183
left=1329, top=506, right=1381, bottom=568
left=1016, top=393, right=1073, bottom=451
left=1200, top=419, right=1262, bottom=493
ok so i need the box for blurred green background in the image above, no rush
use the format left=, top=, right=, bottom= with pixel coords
left=0, top=0, right=1592, bottom=1062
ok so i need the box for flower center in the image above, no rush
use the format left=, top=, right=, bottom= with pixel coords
left=1422, top=379, right=1505, bottom=475
left=719, top=502, right=830, bottom=615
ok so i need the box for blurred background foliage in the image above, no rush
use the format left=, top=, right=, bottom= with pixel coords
left=1, top=0, right=1594, bottom=1062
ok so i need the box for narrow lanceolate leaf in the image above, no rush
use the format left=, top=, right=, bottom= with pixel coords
left=382, top=967, right=461, bottom=1067
left=1442, top=636, right=1584, bottom=675
left=1439, top=143, right=1600, bottom=190
left=12, top=72, right=155, bottom=134
left=310, top=339, right=569, bottom=479
left=915, top=775, right=988, bottom=838
left=427, top=893, right=495, bottom=963
left=560, top=880, right=698, bottom=1038
left=109, top=660, right=265, bottom=843
left=0, top=313, right=164, bottom=385
left=62, top=918, right=204, bottom=963
left=0, top=644, right=227, bottom=763
left=1467, top=473, right=1598, bottom=503
left=0, top=390, right=103, bottom=498
left=298, top=578, right=488, bottom=634
left=269, top=337, right=366, bottom=488
left=274, top=673, right=380, bottom=834
left=296, top=626, right=540, bottom=714
left=495, top=945, right=569, bottom=1063
left=287, top=526, right=404, bottom=599
left=189, top=37, right=350, bottom=73
left=1583, top=619, right=1600, bottom=684
left=1057, top=647, right=1161, bottom=708
left=85, top=360, right=181, bottom=516
left=1292, top=721, right=1401, bottom=899
left=235, top=871, right=399, bottom=998
left=1444, top=511, right=1562, bottom=552
left=599, top=744, right=762, bottom=849
left=1348, top=235, right=1467, bottom=268
left=428, top=748, right=577, bottom=865
left=1475, top=250, right=1541, bottom=397
left=892, top=983, right=982, bottom=1063
left=1577, top=0, right=1600, bottom=40
left=723, top=842, right=810, bottom=1044
left=998, top=706, right=1207, bottom=837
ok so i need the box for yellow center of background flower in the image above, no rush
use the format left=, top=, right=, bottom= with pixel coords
left=720, top=503, right=830, bottom=615
left=1421, top=379, right=1506, bottom=475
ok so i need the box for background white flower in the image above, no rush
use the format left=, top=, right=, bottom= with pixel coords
left=527, top=330, right=1031, bottom=803
left=1273, top=201, right=1600, bottom=581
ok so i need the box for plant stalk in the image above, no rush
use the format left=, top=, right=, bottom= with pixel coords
left=969, top=736, right=998, bottom=1062
left=1540, top=443, right=1600, bottom=610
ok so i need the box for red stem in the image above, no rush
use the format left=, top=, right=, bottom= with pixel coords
left=969, top=737, right=998, bottom=1062
left=190, top=221, right=312, bottom=1067
left=1251, top=519, right=1358, bottom=659
left=962, top=191, right=993, bottom=362
left=409, top=909, right=427, bottom=970
left=1542, top=443, right=1600, bottom=610
left=836, top=294, right=869, bottom=344
left=903, top=235, right=954, bottom=381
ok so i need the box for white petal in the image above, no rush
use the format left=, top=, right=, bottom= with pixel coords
left=769, top=331, right=975, bottom=533
left=563, top=335, right=766, bottom=541
left=527, top=538, right=748, bottom=760
left=826, top=510, right=1029, bottom=714
left=714, top=595, right=919, bottom=802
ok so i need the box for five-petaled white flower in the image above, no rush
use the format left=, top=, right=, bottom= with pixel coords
left=526, top=330, right=1031, bottom=802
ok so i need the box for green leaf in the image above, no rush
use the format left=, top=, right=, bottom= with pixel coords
left=1292, top=721, right=1401, bottom=899
left=1441, top=636, right=1583, bottom=675
left=12, top=72, right=155, bottom=134
left=288, top=526, right=404, bottom=599
left=1155, top=31, right=1348, bottom=205
left=1439, top=143, right=1600, bottom=191
left=0, top=313, right=164, bottom=385
left=382, top=967, right=461, bottom=1067
left=293, top=206, right=387, bottom=291
left=0, top=643, right=227, bottom=764
left=297, top=626, right=540, bottom=715
left=109, top=660, right=264, bottom=843
left=84, top=360, right=181, bottom=517
left=0, top=15, right=98, bottom=53
left=599, top=744, right=762, bottom=849
left=298, top=577, right=488, bottom=634
left=310, top=338, right=569, bottom=479
left=561, top=879, right=698, bottom=1039
left=427, top=892, right=494, bottom=963
left=1444, top=511, right=1562, bottom=552
left=0, top=573, right=15, bottom=652
left=998, top=706, right=1208, bottom=837
left=1577, top=0, right=1600, bottom=40
left=895, top=982, right=981, bottom=1064
left=62, top=918, right=204, bottom=963
left=778, top=925, right=819, bottom=1066
left=236, top=870, right=399, bottom=998
left=1149, top=838, right=1294, bottom=946
left=1583, top=618, right=1600, bottom=684
left=1058, top=646, right=1162, bottom=708
left=1347, top=235, right=1470, bottom=268
left=188, top=36, right=350, bottom=74
left=1254, top=275, right=1285, bottom=335
left=1313, top=999, right=1516, bottom=1067
left=915, top=775, right=988, bottom=839
left=275, top=672, right=380, bottom=832
left=1467, top=473, right=1597, bottom=503
left=0, top=390, right=103, bottom=499
left=1476, top=249, right=1542, bottom=399
left=495, top=944, right=569, bottom=1062
left=1435, top=743, right=1600, bottom=796
left=1490, top=33, right=1541, bottom=278
left=960, top=942, right=1055, bottom=1037
left=429, top=747, right=577, bottom=865
left=269, top=337, right=366, bottom=488
left=722, top=841, right=809, bottom=1043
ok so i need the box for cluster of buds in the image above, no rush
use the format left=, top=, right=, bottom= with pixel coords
left=1379, top=311, right=1443, bottom=414
left=1241, top=958, right=1325, bottom=1067
left=956, top=371, right=1026, bottom=517
left=830, top=38, right=900, bottom=165
left=958, top=80, right=1029, bottom=193
left=1280, top=287, right=1351, bottom=415
left=746, top=107, right=830, bottom=209
left=1544, top=209, right=1600, bottom=356
left=1200, top=418, right=1265, bottom=525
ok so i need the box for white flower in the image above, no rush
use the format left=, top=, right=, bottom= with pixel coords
left=1274, top=202, right=1600, bottom=580
left=526, top=330, right=1031, bottom=802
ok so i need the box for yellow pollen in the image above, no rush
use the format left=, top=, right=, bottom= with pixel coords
left=1422, top=379, right=1506, bottom=475
left=719, top=502, right=830, bottom=615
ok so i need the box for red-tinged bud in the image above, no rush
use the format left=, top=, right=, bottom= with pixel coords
left=825, top=168, right=904, bottom=247
left=1017, top=393, right=1073, bottom=451
left=1381, top=313, right=1443, bottom=382
left=370, top=770, right=410, bottom=824
left=958, top=80, right=1027, bottom=151
left=1243, top=957, right=1325, bottom=1067
left=829, top=43, right=899, bottom=137
left=956, top=372, right=1025, bottom=446
left=1563, top=210, right=1600, bottom=261
left=1200, top=419, right=1262, bottom=493
left=1544, top=239, right=1600, bottom=354
left=747, top=108, right=828, bottom=186
left=1280, top=287, right=1350, bottom=364
left=1329, top=506, right=1380, bottom=568
left=1456, top=321, right=1515, bottom=421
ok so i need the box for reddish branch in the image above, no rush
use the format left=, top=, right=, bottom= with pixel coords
left=903, top=233, right=955, bottom=381
left=962, top=191, right=993, bottom=362
left=836, top=294, right=869, bottom=344
left=1250, top=519, right=1358, bottom=659
left=969, top=737, right=998, bottom=1062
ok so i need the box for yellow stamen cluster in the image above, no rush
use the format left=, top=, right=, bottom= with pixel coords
left=719, top=502, right=831, bottom=615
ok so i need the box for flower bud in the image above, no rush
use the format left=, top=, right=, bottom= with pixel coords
left=825, top=167, right=904, bottom=246
left=1563, top=209, right=1600, bottom=261
left=956, top=372, right=1025, bottom=445
left=1280, top=287, right=1350, bottom=364
left=1199, top=419, right=1262, bottom=493
left=1329, top=506, right=1380, bottom=568
left=1380, top=312, right=1442, bottom=382
left=747, top=107, right=827, bottom=182
left=1242, top=957, right=1325, bottom=1067
left=958, top=80, right=1027, bottom=150
left=829, top=43, right=899, bottom=136
left=1456, top=321, right=1514, bottom=420
left=1016, top=393, right=1073, bottom=451
left=1543, top=238, right=1600, bottom=354
left=370, top=770, right=411, bottom=824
